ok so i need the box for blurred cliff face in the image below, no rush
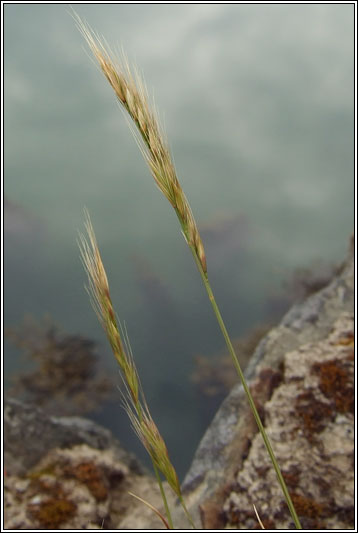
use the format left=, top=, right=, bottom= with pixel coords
left=5, top=315, right=114, bottom=416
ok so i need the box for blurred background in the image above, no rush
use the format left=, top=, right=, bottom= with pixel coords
left=4, top=3, right=354, bottom=478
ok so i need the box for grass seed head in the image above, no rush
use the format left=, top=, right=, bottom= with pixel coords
left=127, top=406, right=182, bottom=498
left=76, top=15, right=207, bottom=273
left=79, top=211, right=180, bottom=496
left=79, top=210, right=129, bottom=371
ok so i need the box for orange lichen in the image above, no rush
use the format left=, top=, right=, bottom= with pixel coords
left=295, top=390, right=334, bottom=440
left=63, top=462, right=108, bottom=501
left=259, top=517, right=276, bottom=529
left=225, top=507, right=249, bottom=527
left=28, top=475, right=65, bottom=500
left=274, top=493, right=326, bottom=529
left=28, top=497, right=76, bottom=528
left=225, top=507, right=276, bottom=530
left=282, top=466, right=300, bottom=489
left=312, top=358, right=354, bottom=415
left=290, top=492, right=324, bottom=518
left=333, top=331, right=354, bottom=347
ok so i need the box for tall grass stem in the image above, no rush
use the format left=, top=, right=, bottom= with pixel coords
left=153, top=463, right=174, bottom=529
left=78, top=211, right=193, bottom=529
left=189, top=244, right=302, bottom=530
left=75, top=13, right=301, bottom=528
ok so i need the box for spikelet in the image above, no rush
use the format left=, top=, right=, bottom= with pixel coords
left=79, top=210, right=182, bottom=499
left=126, top=403, right=182, bottom=498
left=75, top=15, right=207, bottom=273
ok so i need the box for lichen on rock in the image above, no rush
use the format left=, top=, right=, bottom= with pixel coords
left=4, top=402, right=167, bottom=530
left=174, top=237, right=354, bottom=529
left=223, top=313, right=354, bottom=530
left=4, top=238, right=354, bottom=529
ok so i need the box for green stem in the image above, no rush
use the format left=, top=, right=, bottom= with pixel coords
left=152, top=463, right=174, bottom=529
left=178, top=495, right=196, bottom=529
left=189, top=245, right=302, bottom=530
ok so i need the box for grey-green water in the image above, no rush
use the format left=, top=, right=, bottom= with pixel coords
left=4, top=4, right=354, bottom=477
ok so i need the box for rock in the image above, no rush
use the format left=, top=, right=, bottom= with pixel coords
left=4, top=237, right=354, bottom=529
left=4, top=399, right=167, bottom=529
left=5, top=444, right=127, bottom=529
left=4, top=398, right=142, bottom=476
left=175, top=236, right=354, bottom=529
left=223, top=313, right=354, bottom=530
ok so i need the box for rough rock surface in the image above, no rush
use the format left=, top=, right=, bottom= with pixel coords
left=223, top=313, right=354, bottom=529
left=4, top=399, right=142, bottom=476
left=4, top=238, right=354, bottom=529
left=4, top=399, right=167, bottom=529
left=173, top=237, right=354, bottom=529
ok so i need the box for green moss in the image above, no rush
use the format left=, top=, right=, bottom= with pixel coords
left=26, top=465, right=56, bottom=480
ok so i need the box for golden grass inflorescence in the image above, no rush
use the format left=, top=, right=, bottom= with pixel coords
left=75, top=15, right=207, bottom=274
left=78, top=212, right=181, bottom=502
left=75, top=13, right=301, bottom=529
left=78, top=213, right=138, bottom=405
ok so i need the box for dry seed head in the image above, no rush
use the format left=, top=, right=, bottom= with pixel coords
left=127, top=406, right=181, bottom=497
left=79, top=212, right=143, bottom=409
left=79, top=210, right=128, bottom=365
left=76, top=15, right=207, bottom=273
left=79, top=217, right=180, bottom=493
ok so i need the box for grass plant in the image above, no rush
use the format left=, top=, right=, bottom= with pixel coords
left=79, top=212, right=194, bottom=528
left=75, top=13, right=302, bottom=529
